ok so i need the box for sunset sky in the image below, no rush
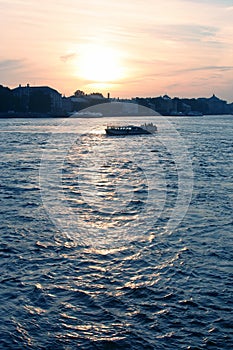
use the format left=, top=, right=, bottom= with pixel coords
left=1, top=0, right=233, bottom=101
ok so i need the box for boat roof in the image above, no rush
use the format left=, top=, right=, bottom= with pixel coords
left=107, top=125, right=139, bottom=128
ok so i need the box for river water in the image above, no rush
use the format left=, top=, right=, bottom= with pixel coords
left=0, top=115, right=232, bottom=349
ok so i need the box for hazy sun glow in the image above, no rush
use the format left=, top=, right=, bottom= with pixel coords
left=76, top=45, right=125, bottom=83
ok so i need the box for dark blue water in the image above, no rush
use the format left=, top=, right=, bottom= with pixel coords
left=0, top=116, right=232, bottom=349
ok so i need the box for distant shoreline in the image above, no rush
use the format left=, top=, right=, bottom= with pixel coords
left=0, top=113, right=232, bottom=119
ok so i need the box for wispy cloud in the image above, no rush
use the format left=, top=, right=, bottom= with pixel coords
left=182, top=0, right=233, bottom=5
left=60, top=53, right=77, bottom=62
left=178, top=65, right=233, bottom=73
left=143, top=24, right=220, bottom=44
left=0, top=59, right=25, bottom=71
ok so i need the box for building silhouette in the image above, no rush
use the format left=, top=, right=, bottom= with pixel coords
left=12, top=84, right=62, bottom=114
left=0, top=83, right=232, bottom=116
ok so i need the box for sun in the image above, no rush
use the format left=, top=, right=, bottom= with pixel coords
left=76, top=44, right=124, bottom=83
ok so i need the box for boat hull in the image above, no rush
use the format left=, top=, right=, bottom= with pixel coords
left=105, top=126, right=151, bottom=136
